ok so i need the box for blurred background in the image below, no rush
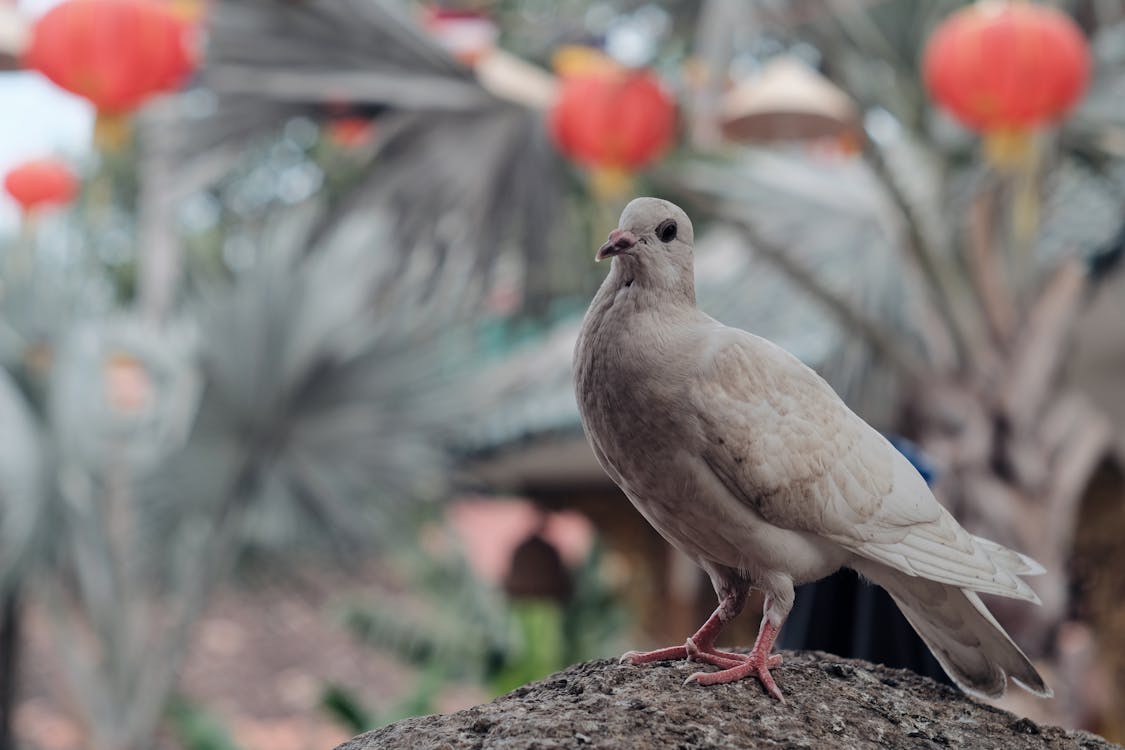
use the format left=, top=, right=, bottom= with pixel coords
left=0, top=0, right=1124, bottom=748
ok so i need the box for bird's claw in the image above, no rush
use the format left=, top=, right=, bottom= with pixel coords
left=619, top=645, right=689, bottom=666
left=685, top=640, right=783, bottom=670
left=685, top=637, right=740, bottom=664
left=684, top=654, right=786, bottom=701
left=621, top=642, right=785, bottom=700
left=623, top=642, right=782, bottom=668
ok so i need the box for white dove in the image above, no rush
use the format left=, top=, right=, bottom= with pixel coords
left=573, top=197, right=1049, bottom=702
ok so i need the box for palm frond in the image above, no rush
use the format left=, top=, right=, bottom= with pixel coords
left=147, top=0, right=569, bottom=310
left=137, top=203, right=470, bottom=565
left=799, top=0, right=961, bottom=127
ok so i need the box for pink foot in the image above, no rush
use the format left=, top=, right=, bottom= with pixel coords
left=621, top=642, right=782, bottom=671
left=620, top=644, right=690, bottom=665
left=685, top=655, right=786, bottom=702
left=686, top=639, right=783, bottom=670
left=620, top=588, right=788, bottom=701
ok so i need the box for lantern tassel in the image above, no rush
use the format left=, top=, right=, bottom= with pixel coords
left=589, top=166, right=635, bottom=201
left=94, top=114, right=134, bottom=152
left=982, top=129, right=1033, bottom=170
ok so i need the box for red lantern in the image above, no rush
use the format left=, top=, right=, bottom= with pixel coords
left=423, top=8, right=498, bottom=66
left=923, top=1, right=1089, bottom=153
left=550, top=70, right=676, bottom=175
left=326, top=117, right=377, bottom=149
left=4, top=159, right=78, bottom=215
left=24, top=0, right=196, bottom=115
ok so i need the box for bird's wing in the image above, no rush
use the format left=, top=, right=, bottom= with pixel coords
left=691, top=329, right=1041, bottom=601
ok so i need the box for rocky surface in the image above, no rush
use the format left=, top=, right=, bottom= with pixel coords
left=336, top=651, right=1120, bottom=749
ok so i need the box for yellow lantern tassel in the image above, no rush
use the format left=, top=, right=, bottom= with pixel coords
left=588, top=166, right=635, bottom=201
left=167, top=0, right=206, bottom=23
left=552, top=45, right=622, bottom=78
left=982, top=128, right=1033, bottom=170
left=984, top=128, right=1042, bottom=292
left=94, top=113, right=134, bottom=152
left=1010, top=132, right=1043, bottom=256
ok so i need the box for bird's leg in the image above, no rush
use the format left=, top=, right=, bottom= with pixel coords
left=685, top=594, right=788, bottom=701
left=683, top=588, right=767, bottom=669
left=621, top=587, right=758, bottom=669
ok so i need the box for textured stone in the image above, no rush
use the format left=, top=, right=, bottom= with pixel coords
left=335, top=652, right=1118, bottom=749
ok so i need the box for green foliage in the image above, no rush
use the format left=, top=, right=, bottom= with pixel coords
left=166, top=697, right=244, bottom=750
left=560, top=543, right=628, bottom=667
left=488, top=601, right=567, bottom=695
left=320, top=683, right=376, bottom=734
left=334, top=533, right=626, bottom=727
left=321, top=660, right=450, bottom=734
left=341, top=535, right=512, bottom=685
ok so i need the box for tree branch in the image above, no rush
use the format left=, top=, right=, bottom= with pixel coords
left=862, top=139, right=973, bottom=373
left=966, top=184, right=1018, bottom=346
left=1002, top=260, right=1088, bottom=428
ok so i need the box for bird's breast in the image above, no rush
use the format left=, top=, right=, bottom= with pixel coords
left=575, top=313, right=715, bottom=535
left=576, top=315, right=693, bottom=461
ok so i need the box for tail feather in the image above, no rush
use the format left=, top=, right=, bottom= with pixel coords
left=971, top=536, right=1046, bottom=577
left=856, top=561, right=1051, bottom=699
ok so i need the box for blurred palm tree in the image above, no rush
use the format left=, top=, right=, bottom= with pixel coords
left=139, top=0, right=576, bottom=323
left=0, top=193, right=473, bottom=749
left=4, top=0, right=579, bottom=745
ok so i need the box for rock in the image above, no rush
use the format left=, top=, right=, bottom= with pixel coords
left=335, top=651, right=1119, bottom=749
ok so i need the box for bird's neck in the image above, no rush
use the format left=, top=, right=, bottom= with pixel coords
left=599, top=256, right=697, bottom=311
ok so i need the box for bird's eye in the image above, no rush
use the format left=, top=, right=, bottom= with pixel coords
left=657, top=219, right=677, bottom=243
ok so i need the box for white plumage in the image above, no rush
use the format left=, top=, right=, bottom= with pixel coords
left=573, top=197, right=1048, bottom=701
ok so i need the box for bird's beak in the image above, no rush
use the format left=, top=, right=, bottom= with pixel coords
left=596, top=229, right=638, bottom=262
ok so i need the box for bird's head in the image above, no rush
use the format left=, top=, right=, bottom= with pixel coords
left=597, top=197, right=694, bottom=263
left=596, top=197, right=696, bottom=302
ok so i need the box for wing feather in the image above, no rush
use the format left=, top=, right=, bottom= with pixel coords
left=692, top=330, right=1041, bottom=602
